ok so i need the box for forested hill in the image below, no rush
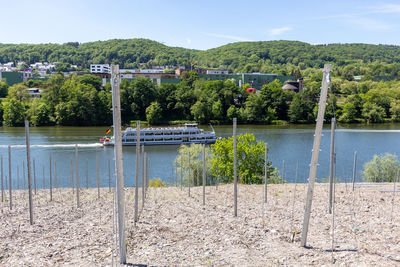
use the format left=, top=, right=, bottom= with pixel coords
left=1, top=39, right=400, bottom=73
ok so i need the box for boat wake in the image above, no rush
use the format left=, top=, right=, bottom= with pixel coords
left=0, top=143, right=104, bottom=149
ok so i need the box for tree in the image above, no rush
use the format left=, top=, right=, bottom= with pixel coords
left=0, top=81, right=8, bottom=98
left=7, top=83, right=29, bottom=101
left=363, top=153, right=399, bottom=182
left=362, top=102, right=385, bottom=123
left=243, top=93, right=264, bottom=123
left=175, top=144, right=213, bottom=186
left=80, top=74, right=102, bottom=91
left=339, top=103, right=357, bottom=123
left=146, top=101, right=163, bottom=124
left=181, top=71, right=200, bottom=87
left=288, top=92, right=314, bottom=123
left=3, top=98, right=26, bottom=126
left=210, top=133, right=281, bottom=184
left=390, top=100, right=400, bottom=122
left=211, top=100, right=224, bottom=120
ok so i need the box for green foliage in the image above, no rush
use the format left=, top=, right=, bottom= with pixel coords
left=149, top=178, right=166, bottom=187
left=3, top=98, right=26, bottom=126
left=146, top=101, right=163, bottom=124
left=0, top=81, right=8, bottom=98
left=210, top=133, right=281, bottom=184
left=362, top=102, right=385, bottom=123
left=175, top=144, right=213, bottom=186
left=339, top=103, right=357, bottom=123
left=288, top=91, right=315, bottom=123
left=363, top=153, right=400, bottom=182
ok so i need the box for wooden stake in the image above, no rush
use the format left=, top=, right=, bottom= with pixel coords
left=300, top=64, right=331, bottom=247
left=25, top=120, right=34, bottom=225
left=23, top=161, right=26, bottom=190
left=216, top=157, right=219, bottom=190
left=233, top=118, right=237, bottom=217
left=111, top=64, right=127, bottom=263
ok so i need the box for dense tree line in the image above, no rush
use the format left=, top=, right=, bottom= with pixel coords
left=1, top=39, right=400, bottom=78
left=2, top=70, right=400, bottom=127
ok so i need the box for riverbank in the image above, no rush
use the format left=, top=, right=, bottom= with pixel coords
left=1, top=183, right=400, bottom=266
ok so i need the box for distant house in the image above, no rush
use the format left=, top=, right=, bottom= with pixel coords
left=282, top=78, right=303, bottom=93
left=206, top=69, right=229, bottom=75
left=27, top=88, right=42, bottom=98
left=90, top=64, right=111, bottom=74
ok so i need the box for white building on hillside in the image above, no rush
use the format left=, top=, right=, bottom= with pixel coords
left=90, top=64, right=110, bottom=74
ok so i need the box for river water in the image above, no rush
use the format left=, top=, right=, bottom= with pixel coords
left=1, top=123, right=400, bottom=189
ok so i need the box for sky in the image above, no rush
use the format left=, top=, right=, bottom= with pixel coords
left=1, top=0, right=400, bottom=50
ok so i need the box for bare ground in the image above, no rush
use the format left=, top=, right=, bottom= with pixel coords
left=1, top=183, right=400, bottom=266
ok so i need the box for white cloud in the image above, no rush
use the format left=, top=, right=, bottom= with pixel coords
left=268, top=27, right=292, bottom=36
left=369, top=3, right=400, bottom=14
left=186, top=38, right=192, bottom=44
left=345, top=16, right=391, bottom=30
left=201, top=32, right=254, bottom=42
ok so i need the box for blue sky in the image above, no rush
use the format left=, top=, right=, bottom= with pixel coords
left=1, top=0, right=399, bottom=50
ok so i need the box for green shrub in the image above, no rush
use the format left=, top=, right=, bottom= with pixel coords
left=149, top=178, right=166, bottom=187
left=362, top=153, right=400, bottom=182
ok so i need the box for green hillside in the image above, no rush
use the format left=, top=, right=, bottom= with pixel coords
left=1, top=39, right=400, bottom=76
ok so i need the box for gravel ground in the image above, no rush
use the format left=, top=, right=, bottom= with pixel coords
left=1, top=183, right=400, bottom=266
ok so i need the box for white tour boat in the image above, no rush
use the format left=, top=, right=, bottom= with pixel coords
left=101, top=123, right=216, bottom=146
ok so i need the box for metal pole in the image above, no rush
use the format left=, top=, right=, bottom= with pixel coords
left=352, top=151, right=357, bottom=191
left=49, top=154, right=52, bottom=201
left=188, top=151, right=191, bottom=197
left=70, top=158, right=74, bottom=194
left=300, top=64, right=331, bottom=247
left=144, top=152, right=147, bottom=199
left=233, top=117, right=238, bottom=217
left=86, top=159, right=89, bottom=189
left=1, top=155, right=3, bottom=202
left=216, top=157, right=219, bottom=190
left=25, top=120, right=33, bottom=225
left=54, top=160, right=58, bottom=189
left=75, top=144, right=80, bottom=207
left=23, top=161, right=26, bottom=190
left=17, top=166, right=19, bottom=190
left=33, top=159, right=36, bottom=195
left=42, top=165, right=45, bottom=190
left=141, top=145, right=144, bottom=207
left=8, top=145, right=12, bottom=210
left=202, top=144, right=206, bottom=206
left=180, top=155, right=183, bottom=190
left=135, top=121, right=140, bottom=222
left=328, top=118, right=336, bottom=214
left=282, top=160, right=285, bottom=182
left=264, top=143, right=268, bottom=203
left=96, top=152, right=100, bottom=199
left=111, top=64, right=126, bottom=263
left=146, top=155, right=149, bottom=190
left=108, top=158, right=111, bottom=193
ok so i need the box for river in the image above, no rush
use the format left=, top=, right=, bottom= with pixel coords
left=1, top=123, right=400, bottom=189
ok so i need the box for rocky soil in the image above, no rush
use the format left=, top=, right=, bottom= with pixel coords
left=1, top=183, right=400, bottom=266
